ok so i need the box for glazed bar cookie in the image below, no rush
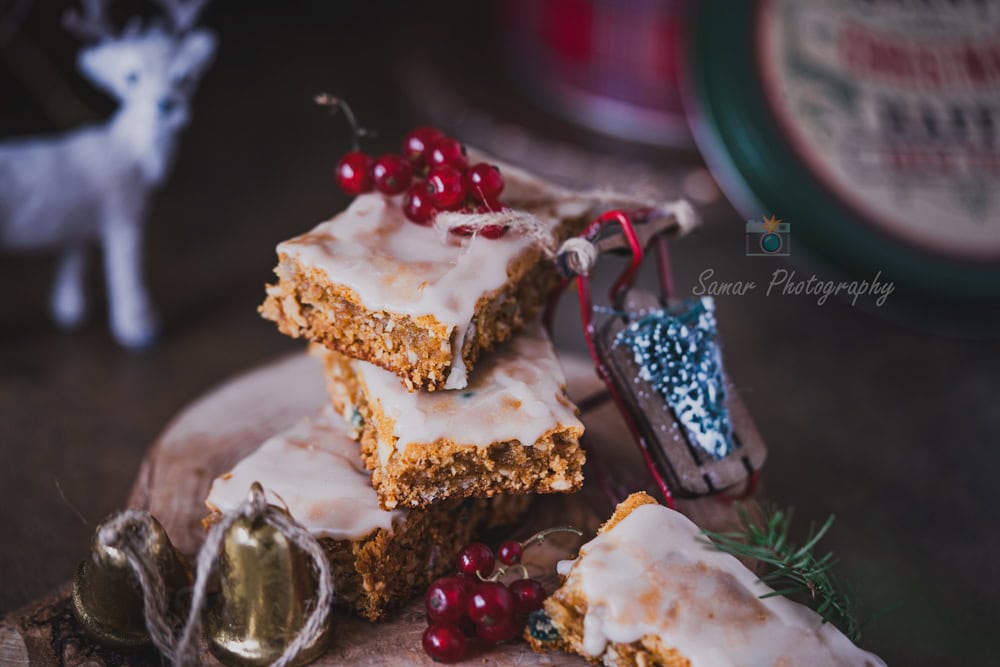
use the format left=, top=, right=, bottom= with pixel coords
left=259, top=157, right=593, bottom=392
left=318, top=323, right=585, bottom=510
left=205, top=408, right=529, bottom=622
left=527, top=493, right=886, bottom=667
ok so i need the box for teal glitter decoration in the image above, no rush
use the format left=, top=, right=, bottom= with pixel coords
left=347, top=407, right=365, bottom=440
left=614, top=297, right=734, bottom=460
left=527, top=609, right=560, bottom=642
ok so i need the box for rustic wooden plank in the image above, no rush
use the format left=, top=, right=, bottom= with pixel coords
left=0, top=623, right=28, bottom=666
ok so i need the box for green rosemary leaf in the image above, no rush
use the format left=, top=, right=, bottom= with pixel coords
left=793, top=514, right=835, bottom=559
left=761, top=587, right=808, bottom=599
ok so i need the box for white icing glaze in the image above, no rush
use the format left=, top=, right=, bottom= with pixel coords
left=206, top=407, right=403, bottom=540
left=355, top=323, right=583, bottom=451
left=558, top=503, right=886, bottom=667
left=280, top=193, right=539, bottom=330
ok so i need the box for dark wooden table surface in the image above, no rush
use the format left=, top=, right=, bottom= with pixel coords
left=2, top=3, right=998, bottom=666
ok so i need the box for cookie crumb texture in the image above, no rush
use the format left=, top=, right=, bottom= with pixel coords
left=324, top=494, right=530, bottom=621
left=367, top=431, right=585, bottom=509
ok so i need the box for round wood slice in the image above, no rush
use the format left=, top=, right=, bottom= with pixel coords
left=2, top=351, right=755, bottom=666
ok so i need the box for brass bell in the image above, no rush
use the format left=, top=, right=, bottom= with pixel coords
left=72, top=511, right=192, bottom=648
left=207, top=484, right=333, bottom=666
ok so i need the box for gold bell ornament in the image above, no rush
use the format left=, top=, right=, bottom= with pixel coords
left=72, top=510, right=192, bottom=649
left=183, top=482, right=334, bottom=667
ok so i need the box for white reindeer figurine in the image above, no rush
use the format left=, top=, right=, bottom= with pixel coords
left=0, top=0, right=216, bottom=348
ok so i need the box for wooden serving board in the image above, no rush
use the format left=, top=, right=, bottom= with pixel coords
left=1, top=352, right=758, bottom=666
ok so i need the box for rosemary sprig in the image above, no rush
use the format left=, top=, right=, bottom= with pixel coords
left=701, top=505, right=865, bottom=642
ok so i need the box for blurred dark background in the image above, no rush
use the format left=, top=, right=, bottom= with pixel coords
left=1, top=1, right=998, bottom=665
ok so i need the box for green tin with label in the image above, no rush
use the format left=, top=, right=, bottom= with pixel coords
left=685, top=0, right=1000, bottom=305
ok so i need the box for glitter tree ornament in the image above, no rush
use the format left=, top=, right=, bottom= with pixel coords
left=614, top=297, right=735, bottom=460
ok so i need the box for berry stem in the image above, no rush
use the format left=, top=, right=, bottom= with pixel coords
left=475, top=562, right=528, bottom=582
left=314, top=93, right=371, bottom=151
left=521, top=526, right=583, bottom=550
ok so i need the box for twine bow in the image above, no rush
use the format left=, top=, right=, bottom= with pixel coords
left=176, top=482, right=334, bottom=667
left=94, top=510, right=182, bottom=661
left=98, top=483, right=333, bottom=667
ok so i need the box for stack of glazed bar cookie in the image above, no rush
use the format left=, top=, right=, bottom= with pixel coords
left=261, top=149, right=596, bottom=508
left=205, top=147, right=604, bottom=621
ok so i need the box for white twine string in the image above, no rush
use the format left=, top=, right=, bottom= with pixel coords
left=97, top=498, right=333, bottom=667
left=95, top=510, right=180, bottom=662
left=174, top=484, right=334, bottom=667
left=567, top=193, right=699, bottom=236
left=556, top=237, right=599, bottom=277
left=656, top=199, right=698, bottom=235
left=553, top=199, right=698, bottom=278
left=434, top=193, right=699, bottom=266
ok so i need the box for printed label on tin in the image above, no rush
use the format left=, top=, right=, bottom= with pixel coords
left=758, top=0, right=1000, bottom=259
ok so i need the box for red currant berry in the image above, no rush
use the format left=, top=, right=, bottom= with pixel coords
left=497, top=540, right=523, bottom=565
left=425, top=576, right=470, bottom=623
left=425, top=165, right=467, bottom=211
left=458, top=615, right=477, bottom=638
left=467, top=581, right=515, bottom=627
left=371, top=154, right=413, bottom=195
left=428, top=137, right=469, bottom=170
left=509, top=578, right=546, bottom=615
left=402, top=126, right=445, bottom=166
left=465, top=163, right=504, bottom=204
left=476, top=618, right=521, bottom=644
left=456, top=542, right=495, bottom=577
left=335, top=151, right=373, bottom=196
left=450, top=224, right=508, bottom=239
left=480, top=224, right=507, bottom=239
left=422, top=623, right=466, bottom=663
left=403, top=183, right=436, bottom=225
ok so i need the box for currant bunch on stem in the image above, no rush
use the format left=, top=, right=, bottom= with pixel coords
left=318, top=95, right=510, bottom=236
left=401, top=129, right=508, bottom=233
left=420, top=527, right=582, bottom=663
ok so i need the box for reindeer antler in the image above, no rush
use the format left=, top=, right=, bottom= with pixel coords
left=153, top=0, right=210, bottom=33
left=62, top=0, right=116, bottom=41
